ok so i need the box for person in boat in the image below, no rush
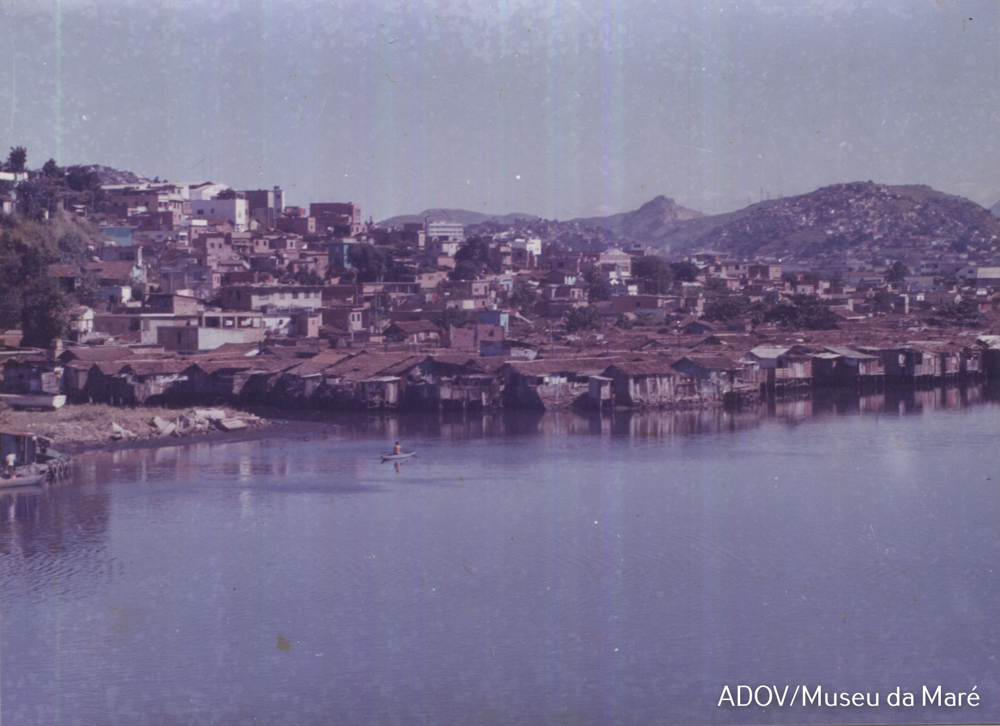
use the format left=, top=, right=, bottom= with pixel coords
left=393, top=442, right=402, bottom=455
left=5, top=452, right=15, bottom=478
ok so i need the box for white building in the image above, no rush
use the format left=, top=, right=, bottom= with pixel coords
left=512, top=237, right=542, bottom=256
left=186, top=182, right=231, bottom=201
left=425, top=219, right=465, bottom=242
left=957, top=266, right=1000, bottom=283
left=190, top=198, right=249, bottom=232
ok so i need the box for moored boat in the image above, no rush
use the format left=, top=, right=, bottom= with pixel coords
left=0, top=430, right=71, bottom=488
left=0, top=393, right=67, bottom=411
left=0, top=468, right=48, bottom=489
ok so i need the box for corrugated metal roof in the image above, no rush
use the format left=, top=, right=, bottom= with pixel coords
left=747, top=346, right=793, bottom=359
left=822, top=346, right=878, bottom=360
left=605, top=361, right=680, bottom=376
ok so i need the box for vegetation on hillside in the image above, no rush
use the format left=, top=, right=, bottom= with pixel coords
left=703, top=293, right=840, bottom=330
left=0, top=153, right=105, bottom=346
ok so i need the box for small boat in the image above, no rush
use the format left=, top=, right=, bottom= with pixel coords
left=0, top=431, right=71, bottom=488
left=380, top=452, right=416, bottom=462
left=0, top=393, right=67, bottom=411
left=0, top=469, right=47, bottom=489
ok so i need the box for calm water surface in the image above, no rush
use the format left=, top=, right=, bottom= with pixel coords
left=1, top=388, right=998, bottom=725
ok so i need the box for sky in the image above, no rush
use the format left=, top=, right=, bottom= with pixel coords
left=0, top=0, right=998, bottom=221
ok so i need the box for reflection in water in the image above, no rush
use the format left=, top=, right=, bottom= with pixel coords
left=252, top=382, right=1000, bottom=444
left=0, top=383, right=994, bottom=531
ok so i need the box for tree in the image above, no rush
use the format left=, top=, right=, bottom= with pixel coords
left=584, top=267, right=611, bottom=302
left=14, top=180, right=59, bottom=220
left=565, top=305, right=602, bottom=333
left=57, top=230, right=90, bottom=264
left=373, top=289, right=392, bottom=312
left=347, top=243, right=390, bottom=282
left=215, top=188, right=238, bottom=200
left=449, top=260, right=479, bottom=281
left=508, top=281, right=538, bottom=311
left=703, top=296, right=749, bottom=322
left=885, top=260, right=909, bottom=283
left=632, top=256, right=674, bottom=294
left=65, top=166, right=102, bottom=193
left=21, top=277, right=68, bottom=347
left=283, top=269, right=323, bottom=285
left=65, top=166, right=104, bottom=210
left=935, top=299, right=980, bottom=323
left=431, top=307, right=477, bottom=329
left=455, top=236, right=491, bottom=267
left=762, top=298, right=839, bottom=330
left=71, top=270, right=102, bottom=308
left=669, top=260, right=700, bottom=282
left=41, top=159, right=63, bottom=178
left=6, top=146, right=26, bottom=173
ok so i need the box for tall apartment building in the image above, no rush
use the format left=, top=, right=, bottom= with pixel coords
left=243, top=186, right=285, bottom=228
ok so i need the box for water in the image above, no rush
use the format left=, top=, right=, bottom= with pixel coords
left=1, top=388, right=998, bottom=725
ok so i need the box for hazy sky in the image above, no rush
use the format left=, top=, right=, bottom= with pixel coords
left=1, top=0, right=998, bottom=221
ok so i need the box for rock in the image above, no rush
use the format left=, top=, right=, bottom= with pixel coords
left=111, top=421, right=136, bottom=440
left=217, top=418, right=248, bottom=432
left=194, top=408, right=227, bottom=421
left=151, top=416, right=172, bottom=433
left=158, top=423, right=177, bottom=436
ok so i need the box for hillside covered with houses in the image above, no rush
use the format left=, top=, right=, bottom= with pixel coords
left=5, top=148, right=1000, bottom=416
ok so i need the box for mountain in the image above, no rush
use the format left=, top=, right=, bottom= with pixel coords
left=989, top=200, right=1000, bottom=218
left=380, top=208, right=540, bottom=228
left=381, top=183, right=998, bottom=259
left=569, top=195, right=703, bottom=240
left=669, top=182, right=1000, bottom=258
left=599, top=182, right=999, bottom=258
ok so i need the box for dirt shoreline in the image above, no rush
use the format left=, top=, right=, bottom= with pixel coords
left=0, top=404, right=298, bottom=455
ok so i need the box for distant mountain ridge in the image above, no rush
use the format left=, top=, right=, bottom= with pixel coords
left=660, top=182, right=1000, bottom=257
left=353, top=183, right=1000, bottom=260
left=568, top=195, right=703, bottom=240
left=380, top=208, right=540, bottom=228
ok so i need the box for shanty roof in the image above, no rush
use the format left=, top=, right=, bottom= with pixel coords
left=47, top=264, right=83, bottom=278
left=205, top=342, right=260, bottom=357
left=822, top=346, right=878, bottom=361
left=322, top=353, right=423, bottom=382
left=746, top=346, right=793, bottom=359
left=386, top=320, right=442, bottom=334
left=673, top=354, right=742, bottom=371
left=185, top=359, right=259, bottom=374
left=423, top=353, right=489, bottom=371
left=498, top=357, right=624, bottom=376
left=59, top=346, right=136, bottom=362
left=118, top=359, right=191, bottom=376
left=604, top=360, right=680, bottom=377
left=282, top=353, right=354, bottom=378
left=84, top=261, right=137, bottom=280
